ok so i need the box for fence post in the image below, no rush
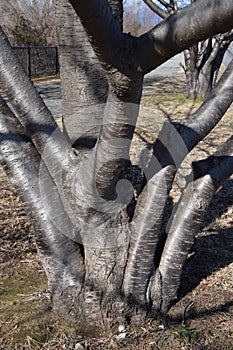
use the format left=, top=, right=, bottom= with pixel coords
left=27, top=46, right=32, bottom=78
left=55, top=46, right=59, bottom=75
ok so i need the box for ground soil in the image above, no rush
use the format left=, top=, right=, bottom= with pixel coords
left=0, top=77, right=232, bottom=349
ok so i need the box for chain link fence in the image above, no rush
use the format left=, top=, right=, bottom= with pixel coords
left=13, top=46, right=59, bottom=78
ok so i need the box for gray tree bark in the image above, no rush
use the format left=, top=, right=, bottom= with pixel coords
left=54, top=0, right=123, bottom=146
left=0, top=0, right=232, bottom=328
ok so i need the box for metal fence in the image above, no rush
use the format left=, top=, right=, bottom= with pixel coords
left=13, top=46, right=59, bottom=78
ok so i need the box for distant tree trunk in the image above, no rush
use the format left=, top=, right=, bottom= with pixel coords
left=183, top=33, right=232, bottom=99
left=143, top=0, right=233, bottom=99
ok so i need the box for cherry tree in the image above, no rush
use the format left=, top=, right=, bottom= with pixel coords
left=0, top=0, right=232, bottom=327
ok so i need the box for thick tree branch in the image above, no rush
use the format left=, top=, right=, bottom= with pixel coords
left=177, top=58, right=233, bottom=151
left=123, top=165, right=175, bottom=303
left=196, top=38, right=212, bottom=70
left=202, top=30, right=233, bottom=69
left=55, top=0, right=125, bottom=147
left=149, top=135, right=233, bottom=313
left=66, top=1, right=145, bottom=214
left=136, top=0, right=233, bottom=74
left=123, top=58, right=233, bottom=304
left=0, top=95, right=84, bottom=291
left=68, top=0, right=135, bottom=74
left=76, top=85, right=142, bottom=207
left=198, top=31, right=233, bottom=90
left=145, top=58, right=233, bottom=178
left=67, top=0, right=233, bottom=185
left=183, top=44, right=199, bottom=97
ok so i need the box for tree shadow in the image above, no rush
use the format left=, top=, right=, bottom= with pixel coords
left=143, top=75, right=166, bottom=87
left=143, top=75, right=186, bottom=91
left=37, top=84, right=61, bottom=101
left=143, top=76, right=187, bottom=98
left=171, top=299, right=233, bottom=324
left=178, top=179, right=233, bottom=298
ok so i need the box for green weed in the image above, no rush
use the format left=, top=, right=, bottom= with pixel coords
left=173, top=325, right=198, bottom=343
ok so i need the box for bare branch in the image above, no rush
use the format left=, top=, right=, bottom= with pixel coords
left=123, top=164, right=175, bottom=303
left=123, top=58, right=233, bottom=303
left=158, top=0, right=169, bottom=6
left=170, top=0, right=177, bottom=10
left=142, top=0, right=169, bottom=19
left=66, top=2, right=145, bottom=203
left=196, top=39, right=211, bottom=69
left=145, top=58, right=233, bottom=178
left=76, top=86, right=142, bottom=205
left=205, top=30, right=233, bottom=66
left=158, top=0, right=176, bottom=12
left=149, top=135, right=233, bottom=312
left=0, top=95, right=84, bottom=290
left=136, top=0, right=233, bottom=74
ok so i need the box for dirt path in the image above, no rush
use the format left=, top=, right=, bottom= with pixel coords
left=0, top=78, right=232, bottom=349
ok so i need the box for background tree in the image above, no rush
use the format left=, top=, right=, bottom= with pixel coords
left=123, top=0, right=159, bottom=36
left=143, top=0, right=233, bottom=98
left=0, top=0, right=56, bottom=46
left=0, top=0, right=232, bottom=328
left=11, top=16, right=48, bottom=46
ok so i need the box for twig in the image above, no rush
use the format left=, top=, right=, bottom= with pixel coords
left=182, top=301, right=194, bottom=325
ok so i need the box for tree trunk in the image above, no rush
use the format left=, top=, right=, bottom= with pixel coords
left=54, top=0, right=108, bottom=146
left=0, top=0, right=233, bottom=330
left=54, top=0, right=123, bottom=147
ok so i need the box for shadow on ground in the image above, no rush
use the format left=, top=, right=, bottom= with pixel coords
left=179, top=179, right=233, bottom=298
